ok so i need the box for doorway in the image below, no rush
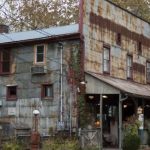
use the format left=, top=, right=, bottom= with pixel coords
left=102, top=94, right=119, bottom=148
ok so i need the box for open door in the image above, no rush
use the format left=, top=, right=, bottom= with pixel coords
left=102, top=94, right=119, bottom=148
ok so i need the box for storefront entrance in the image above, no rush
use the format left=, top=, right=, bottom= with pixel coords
left=85, top=94, right=119, bottom=149
left=102, top=94, right=119, bottom=148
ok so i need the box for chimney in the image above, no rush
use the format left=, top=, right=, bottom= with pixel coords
left=0, top=24, right=9, bottom=33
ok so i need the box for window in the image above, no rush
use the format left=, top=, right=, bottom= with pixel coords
left=103, top=46, right=110, bottom=73
left=127, top=55, right=133, bottom=79
left=7, top=86, right=17, bottom=100
left=35, top=44, right=46, bottom=64
left=146, top=62, right=150, bottom=83
left=41, top=84, right=53, bottom=99
left=137, top=42, right=142, bottom=55
left=116, top=33, right=121, bottom=46
left=0, top=50, right=11, bottom=74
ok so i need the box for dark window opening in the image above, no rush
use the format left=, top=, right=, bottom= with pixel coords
left=7, top=86, right=17, bottom=100
left=123, top=100, right=135, bottom=121
left=36, top=45, right=44, bottom=63
left=42, top=84, right=53, bottom=99
left=144, top=101, right=150, bottom=129
left=0, top=50, right=11, bottom=74
left=116, top=33, right=121, bottom=46
left=137, top=42, right=142, bottom=55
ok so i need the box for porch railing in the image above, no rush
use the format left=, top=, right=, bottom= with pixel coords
left=79, top=128, right=101, bottom=149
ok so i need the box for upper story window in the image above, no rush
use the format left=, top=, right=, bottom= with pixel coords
left=7, top=86, right=17, bottom=101
left=0, top=50, right=11, bottom=74
left=127, top=55, right=133, bottom=79
left=116, top=33, right=121, bottom=46
left=103, top=46, right=110, bottom=74
left=34, top=44, right=46, bottom=64
left=137, top=42, right=142, bottom=55
left=41, top=84, right=53, bottom=99
left=146, top=62, right=150, bottom=83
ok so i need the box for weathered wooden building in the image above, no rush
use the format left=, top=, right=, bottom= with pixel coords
left=0, top=0, right=150, bottom=149
left=0, top=24, right=82, bottom=136
left=79, top=0, right=150, bottom=149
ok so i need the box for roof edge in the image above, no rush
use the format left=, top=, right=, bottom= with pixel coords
left=105, top=0, right=150, bottom=25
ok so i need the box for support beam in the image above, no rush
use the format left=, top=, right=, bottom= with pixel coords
left=100, top=94, right=103, bottom=149
left=119, top=94, right=122, bottom=149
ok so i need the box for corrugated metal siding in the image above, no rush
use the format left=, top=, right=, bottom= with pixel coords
left=0, top=40, right=79, bottom=134
left=83, top=0, right=150, bottom=84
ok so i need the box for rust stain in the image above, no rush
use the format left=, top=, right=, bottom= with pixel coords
left=106, top=4, right=110, bottom=16
left=90, top=12, right=150, bottom=47
left=133, top=62, right=145, bottom=75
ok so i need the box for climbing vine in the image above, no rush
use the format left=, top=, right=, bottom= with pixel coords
left=68, top=42, right=91, bottom=128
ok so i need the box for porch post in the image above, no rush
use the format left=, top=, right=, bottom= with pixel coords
left=100, top=94, right=103, bottom=149
left=119, top=94, right=122, bottom=149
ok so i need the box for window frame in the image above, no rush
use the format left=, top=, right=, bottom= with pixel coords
left=103, top=45, right=110, bottom=74
left=0, top=50, right=11, bottom=75
left=41, top=83, right=53, bottom=99
left=6, top=85, right=17, bottom=101
left=127, top=55, right=133, bottom=79
left=34, top=44, right=47, bottom=65
left=146, top=61, right=150, bottom=83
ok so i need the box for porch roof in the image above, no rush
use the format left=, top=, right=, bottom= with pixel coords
left=86, top=71, right=150, bottom=98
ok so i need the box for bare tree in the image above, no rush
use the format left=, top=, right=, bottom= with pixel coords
left=0, top=0, right=79, bottom=31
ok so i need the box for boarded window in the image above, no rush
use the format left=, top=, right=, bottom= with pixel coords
left=147, top=62, right=150, bottom=82
left=103, top=46, right=110, bottom=73
left=127, top=55, right=133, bottom=79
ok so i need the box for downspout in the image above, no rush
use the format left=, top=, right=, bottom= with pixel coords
left=58, top=42, right=64, bottom=129
left=119, top=93, right=128, bottom=149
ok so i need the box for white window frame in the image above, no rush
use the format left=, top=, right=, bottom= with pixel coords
left=103, top=46, right=110, bottom=73
left=127, top=55, right=133, bottom=79
left=34, top=44, right=46, bottom=64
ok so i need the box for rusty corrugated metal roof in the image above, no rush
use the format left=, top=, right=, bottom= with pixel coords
left=86, top=71, right=150, bottom=98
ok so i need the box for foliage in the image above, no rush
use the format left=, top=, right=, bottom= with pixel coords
left=2, top=140, right=22, bottom=150
left=111, top=0, right=150, bottom=22
left=123, top=134, right=140, bottom=150
left=82, top=146, right=99, bottom=150
left=123, top=115, right=141, bottom=150
left=0, top=0, right=79, bottom=31
left=42, top=137, right=80, bottom=150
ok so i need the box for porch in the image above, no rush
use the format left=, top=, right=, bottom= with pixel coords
left=81, top=72, right=150, bottom=149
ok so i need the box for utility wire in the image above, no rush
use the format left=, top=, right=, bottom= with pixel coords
left=0, top=0, right=7, bottom=9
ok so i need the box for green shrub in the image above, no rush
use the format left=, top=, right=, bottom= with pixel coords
left=82, top=146, right=99, bottom=150
left=123, top=134, right=140, bottom=150
left=2, top=141, right=22, bottom=150
left=43, top=138, right=80, bottom=150
left=123, top=115, right=141, bottom=150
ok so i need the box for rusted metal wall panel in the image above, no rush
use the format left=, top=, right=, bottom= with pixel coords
left=85, top=73, right=120, bottom=94
left=0, top=40, right=79, bottom=135
left=83, top=0, right=150, bottom=84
